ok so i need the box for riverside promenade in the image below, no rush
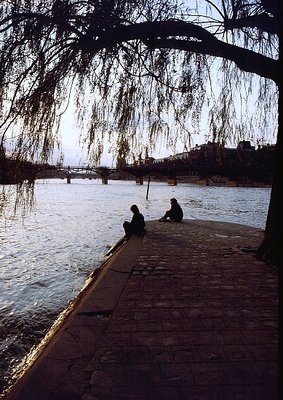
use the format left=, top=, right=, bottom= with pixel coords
left=4, top=220, right=278, bottom=400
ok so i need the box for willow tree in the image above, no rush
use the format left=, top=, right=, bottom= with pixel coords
left=0, top=0, right=280, bottom=264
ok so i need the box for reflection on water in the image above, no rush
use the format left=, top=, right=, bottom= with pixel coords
left=0, top=179, right=270, bottom=391
left=0, top=182, right=35, bottom=222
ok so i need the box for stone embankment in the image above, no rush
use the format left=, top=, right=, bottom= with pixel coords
left=3, top=220, right=278, bottom=400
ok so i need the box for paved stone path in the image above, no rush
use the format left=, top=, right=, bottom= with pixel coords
left=4, top=220, right=278, bottom=400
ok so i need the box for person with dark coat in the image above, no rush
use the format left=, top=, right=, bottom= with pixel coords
left=123, top=205, right=146, bottom=238
left=159, top=198, right=183, bottom=222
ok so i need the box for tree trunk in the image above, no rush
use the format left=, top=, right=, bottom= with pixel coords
left=257, top=125, right=281, bottom=266
left=257, top=9, right=282, bottom=267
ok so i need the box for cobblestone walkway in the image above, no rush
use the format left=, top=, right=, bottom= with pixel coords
left=5, top=220, right=278, bottom=400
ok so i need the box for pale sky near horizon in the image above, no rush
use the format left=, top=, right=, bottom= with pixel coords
left=56, top=102, right=209, bottom=167
left=56, top=106, right=276, bottom=167
left=54, top=73, right=277, bottom=167
left=53, top=59, right=277, bottom=168
left=58, top=128, right=207, bottom=167
left=57, top=119, right=208, bottom=167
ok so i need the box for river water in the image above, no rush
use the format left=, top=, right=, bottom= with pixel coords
left=0, top=179, right=271, bottom=392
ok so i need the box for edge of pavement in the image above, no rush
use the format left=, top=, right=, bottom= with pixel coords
left=3, top=232, right=144, bottom=399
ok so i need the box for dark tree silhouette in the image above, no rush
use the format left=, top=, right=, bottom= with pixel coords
left=0, top=0, right=280, bottom=264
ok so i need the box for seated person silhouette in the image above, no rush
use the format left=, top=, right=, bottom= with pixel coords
left=123, top=205, right=146, bottom=238
left=159, top=198, right=183, bottom=222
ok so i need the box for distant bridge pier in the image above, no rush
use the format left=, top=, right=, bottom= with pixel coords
left=167, top=175, right=177, bottom=186
left=95, top=167, right=117, bottom=184
left=135, top=176, right=144, bottom=185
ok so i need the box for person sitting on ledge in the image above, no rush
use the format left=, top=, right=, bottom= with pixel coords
left=123, top=204, right=146, bottom=238
left=159, top=198, right=183, bottom=222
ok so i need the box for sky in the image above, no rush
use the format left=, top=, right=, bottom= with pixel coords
left=57, top=120, right=207, bottom=167
left=54, top=69, right=278, bottom=168
left=52, top=57, right=278, bottom=169
left=57, top=115, right=277, bottom=167
left=56, top=100, right=277, bottom=168
left=55, top=101, right=209, bottom=167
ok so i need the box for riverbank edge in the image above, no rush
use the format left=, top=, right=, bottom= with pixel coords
left=2, top=233, right=135, bottom=399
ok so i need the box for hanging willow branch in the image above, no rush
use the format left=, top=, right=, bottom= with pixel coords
left=0, top=0, right=279, bottom=164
